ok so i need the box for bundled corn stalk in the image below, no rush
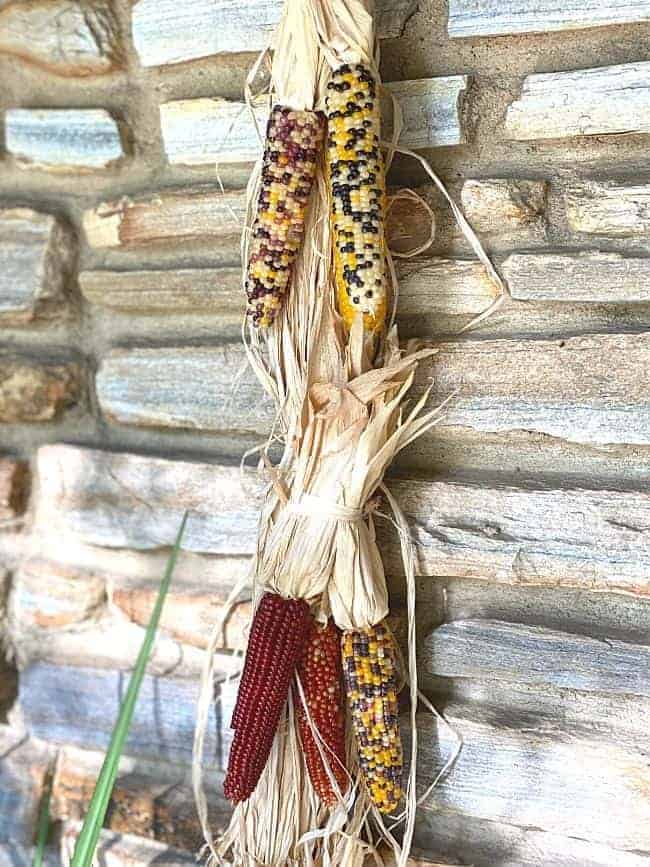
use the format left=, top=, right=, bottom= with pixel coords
left=193, top=0, right=498, bottom=864
left=205, top=307, right=440, bottom=864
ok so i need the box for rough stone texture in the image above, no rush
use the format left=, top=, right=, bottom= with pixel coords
left=385, top=76, right=469, bottom=148
left=0, top=459, right=28, bottom=521
left=10, top=559, right=106, bottom=629
left=398, top=258, right=499, bottom=317
left=112, top=585, right=250, bottom=651
left=0, top=0, right=123, bottom=76
left=418, top=332, right=650, bottom=445
left=159, top=97, right=273, bottom=166
left=34, top=444, right=260, bottom=554
left=565, top=181, right=650, bottom=236
left=426, top=619, right=650, bottom=695
left=440, top=579, right=650, bottom=645
left=414, top=812, right=650, bottom=867
left=33, top=444, right=650, bottom=597
left=396, top=423, right=650, bottom=489
left=416, top=706, right=650, bottom=852
left=132, top=0, right=417, bottom=66
left=505, top=62, right=650, bottom=141
left=27, top=677, right=650, bottom=855
left=82, top=176, right=547, bottom=262
left=0, top=728, right=53, bottom=846
left=502, top=251, right=650, bottom=301
left=386, top=477, right=650, bottom=596
left=20, top=662, right=236, bottom=769
left=82, top=187, right=246, bottom=251
left=59, top=827, right=202, bottom=867
left=0, top=360, right=80, bottom=423
left=79, top=268, right=242, bottom=315
left=0, top=208, right=76, bottom=325
left=91, top=333, right=650, bottom=444
left=13, top=613, right=207, bottom=676
left=96, top=346, right=273, bottom=433
left=160, top=76, right=467, bottom=166
left=6, top=109, right=124, bottom=170
left=460, top=179, right=548, bottom=237
left=448, top=0, right=650, bottom=37
left=81, top=256, right=501, bottom=321
left=53, top=747, right=230, bottom=849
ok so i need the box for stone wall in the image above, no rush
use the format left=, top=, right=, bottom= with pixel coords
left=1, top=2, right=650, bottom=865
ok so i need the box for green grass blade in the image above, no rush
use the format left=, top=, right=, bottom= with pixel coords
left=33, top=769, right=52, bottom=867
left=70, top=512, right=188, bottom=867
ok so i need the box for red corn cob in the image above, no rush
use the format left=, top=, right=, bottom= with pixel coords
left=295, top=618, right=348, bottom=806
left=224, top=592, right=312, bottom=804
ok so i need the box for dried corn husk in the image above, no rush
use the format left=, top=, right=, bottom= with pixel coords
left=193, top=0, right=500, bottom=864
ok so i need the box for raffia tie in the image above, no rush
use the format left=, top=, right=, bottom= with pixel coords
left=286, top=494, right=363, bottom=523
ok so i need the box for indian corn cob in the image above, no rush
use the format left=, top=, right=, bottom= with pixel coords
left=224, top=592, right=312, bottom=803
left=295, top=618, right=348, bottom=806
left=245, top=106, right=326, bottom=328
left=326, top=63, right=388, bottom=333
left=342, top=621, right=403, bottom=814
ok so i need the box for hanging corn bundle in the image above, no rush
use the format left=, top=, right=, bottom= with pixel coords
left=193, top=0, right=503, bottom=864
left=193, top=2, right=438, bottom=864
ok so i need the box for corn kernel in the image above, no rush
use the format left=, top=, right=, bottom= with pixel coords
left=245, top=106, right=325, bottom=328
left=326, top=63, right=388, bottom=333
left=341, top=620, right=403, bottom=813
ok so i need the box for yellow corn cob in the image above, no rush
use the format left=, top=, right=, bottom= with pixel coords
left=326, top=63, right=388, bottom=333
left=341, top=621, right=403, bottom=813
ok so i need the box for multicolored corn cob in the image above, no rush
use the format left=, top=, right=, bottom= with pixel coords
left=326, top=63, right=388, bottom=333
left=224, top=592, right=312, bottom=803
left=245, top=106, right=326, bottom=328
left=295, top=618, right=348, bottom=806
left=342, top=621, right=403, bottom=814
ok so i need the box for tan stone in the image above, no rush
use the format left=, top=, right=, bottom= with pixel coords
left=0, top=360, right=80, bottom=422
left=96, top=346, right=272, bottom=433
left=0, top=0, right=123, bottom=76
left=79, top=267, right=243, bottom=316
left=12, top=559, right=106, bottom=629
left=0, top=458, right=28, bottom=520
left=82, top=187, right=246, bottom=251
left=566, top=181, right=650, bottom=236
left=112, top=585, right=250, bottom=650
left=53, top=746, right=230, bottom=851
left=461, top=179, right=548, bottom=235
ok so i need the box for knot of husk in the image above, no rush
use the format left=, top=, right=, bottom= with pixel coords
left=254, top=319, right=439, bottom=630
